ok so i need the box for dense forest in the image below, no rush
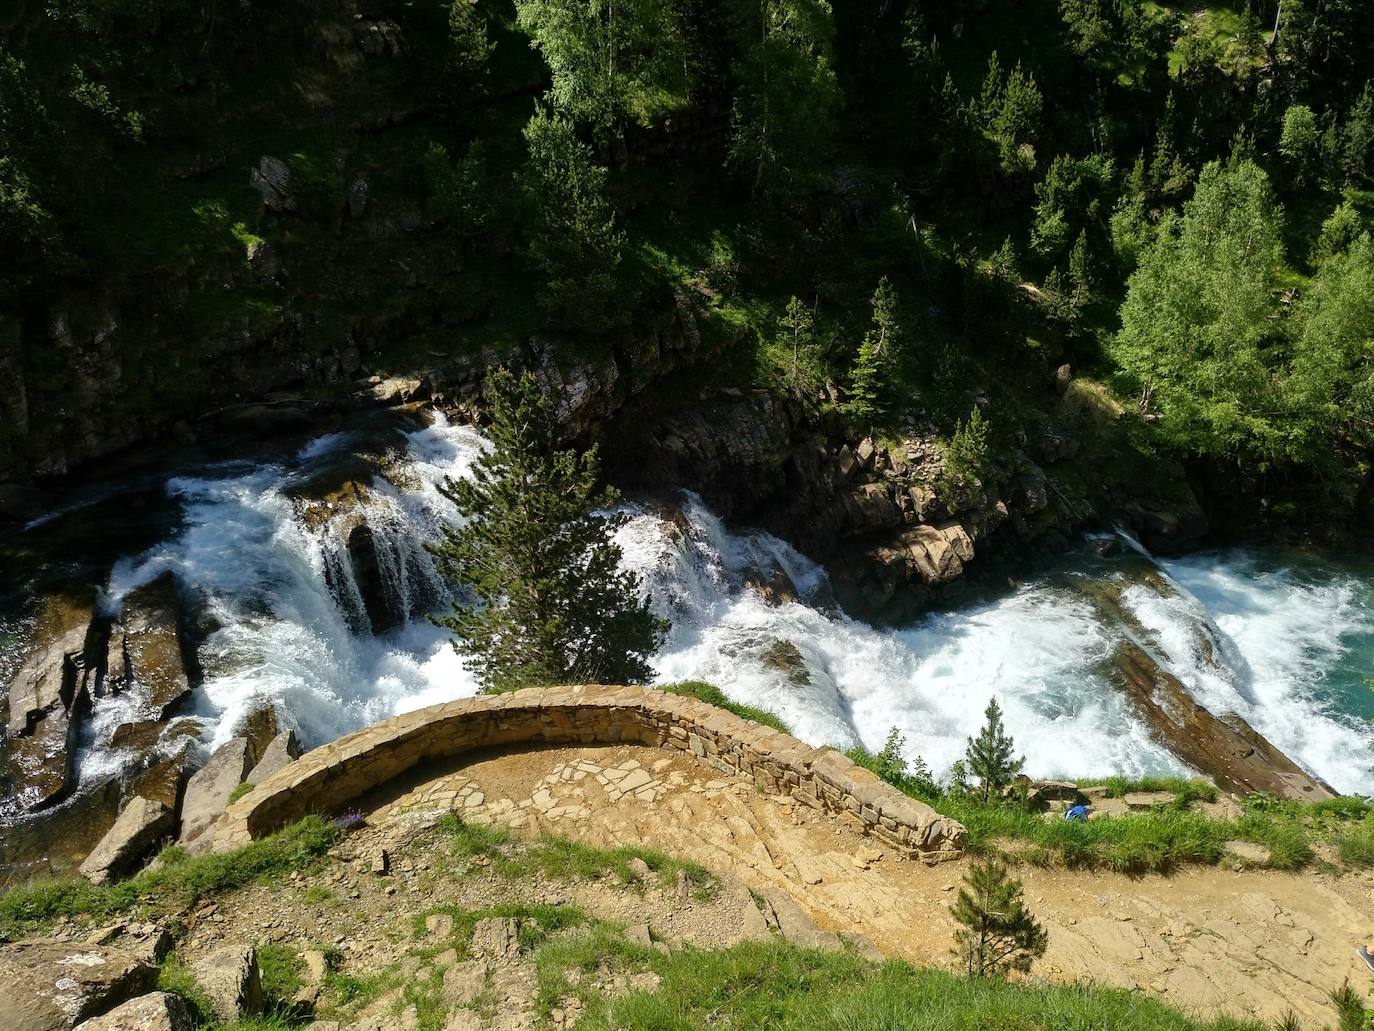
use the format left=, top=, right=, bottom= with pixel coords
left=2, top=0, right=1373, bottom=525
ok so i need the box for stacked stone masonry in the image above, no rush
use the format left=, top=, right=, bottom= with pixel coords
left=219, top=686, right=964, bottom=860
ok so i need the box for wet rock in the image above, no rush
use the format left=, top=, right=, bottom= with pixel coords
left=73, top=991, right=191, bottom=1031
left=4, top=592, right=97, bottom=812
left=0, top=940, right=157, bottom=1031
left=0, top=483, right=53, bottom=523
left=240, top=707, right=280, bottom=769
left=368, top=377, right=426, bottom=405
left=78, top=797, right=173, bottom=885
left=245, top=730, right=301, bottom=786
left=759, top=639, right=810, bottom=686
left=191, top=946, right=263, bottom=1023
left=102, top=574, right=191, bottom=721
left=250, top=156, right=296, bottom=212
left=741, top=566, right=800, bottom=606
left=354, top=19, right=405, bottom=56
left=178, top=738, right=252, bottom=851
left=346, top=523, right=399, bottom=633
left=1121, top=492, right=1208, bottom=554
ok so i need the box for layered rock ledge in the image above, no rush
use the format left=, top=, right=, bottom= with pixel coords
left=218, top=685, right=965, bottom=861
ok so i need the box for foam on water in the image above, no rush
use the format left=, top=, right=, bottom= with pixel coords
left=17, top=417, right=1373, bottom=803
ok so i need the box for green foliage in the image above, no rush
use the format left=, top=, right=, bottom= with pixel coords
left=515, top=0, right=688, bottom=129
left=950, top=859, right=1048, bottom=977
left=1113, top=158, right=1292, bottom=460
left=979, top=56, right=1043, bottom=176
left=657, top=680, right=791, bottom=734
left=1278, top=104, right=1320, bottom=185
left=1310, top=200, right=1365, bottom=265
left=1343, top=83, right=1374, bottom=184
left=1031, top=153, right=1113, bottom=262
left=940, top=408, right=992, bottom=495
left=840, top=332, right=888, bottom=428
left=964, top=698, right=1024, bottom=804
left=0, top=816, right=341, bottom=941
left=1287, top=233, right=1374, bottom=450
left=422, top=140, right=493, bottom=236
left=431, top=368, right=667, bottom=693
left=449, top=0, right=494, bottom=78
left=846, top=726, right=937, bottom=798
left=227, top=782, right=253, bottom=805
left=774, top=294, right=819, bottom=389
left=728, top=0, right=841, bottom=195
left=518, top=107, right=624, bottom=327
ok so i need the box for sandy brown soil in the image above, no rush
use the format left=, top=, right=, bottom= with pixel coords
left=357, top=742, right=1374, bottom=1026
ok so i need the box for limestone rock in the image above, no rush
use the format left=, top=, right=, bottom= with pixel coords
left=73, top=992, right=191, bottom=1031
left=245, top=730, right=301, bottom=786
left=440, top=959, right=488, bottom=1005
left=78, top=796, right=173, bottom=885
left=100, top=573, right=190, bottom=720
left=0, top=940, right=157, bottom=1031
left=191, top=946, right=263, bottom=1023
left=250, top=156, right=296, bottom=212
left=178, top=738, right=252, bottom=850
left=470, top=917, right=520, bottom=960
left=1224, top=840, right=1270, bottom=865
left=302, top=950, right=329, bottom=985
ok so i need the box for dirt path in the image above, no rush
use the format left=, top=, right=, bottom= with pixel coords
left=364, top=742, right=1374, bottom=1026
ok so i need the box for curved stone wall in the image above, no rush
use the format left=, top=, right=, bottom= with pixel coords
left=218, top=685, right=965, bottom=860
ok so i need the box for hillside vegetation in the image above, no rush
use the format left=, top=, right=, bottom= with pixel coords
left=2, top=0, right=1373, bottom=523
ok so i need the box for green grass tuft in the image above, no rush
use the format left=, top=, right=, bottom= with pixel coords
left=658, top=680, right=792, bottom=735
left=0, top=816, right=342, bottom=941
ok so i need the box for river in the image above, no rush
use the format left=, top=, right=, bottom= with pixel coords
left=2, top=412, right=1371, bottom=849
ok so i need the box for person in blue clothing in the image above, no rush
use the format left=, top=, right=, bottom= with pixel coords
left=1064, top=803, right=1093, bottom=822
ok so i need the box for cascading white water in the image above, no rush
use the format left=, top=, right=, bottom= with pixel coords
left=59, top=417, right=1374, bottom=798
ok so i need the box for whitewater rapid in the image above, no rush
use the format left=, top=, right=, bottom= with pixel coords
left=76, top=417, right=1374, bottom=796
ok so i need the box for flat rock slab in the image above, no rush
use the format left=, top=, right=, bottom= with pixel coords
left=246, top=729, right=301, bottom=786
left=191, top=945, right=263, bottom=1023
left=0, top=940, right=157, bottom=1031
left=179, top=738, right=251, bottom=850
left=73, top=992, right=192, bottom=1031
left=79, top=796, right=173, bottom=885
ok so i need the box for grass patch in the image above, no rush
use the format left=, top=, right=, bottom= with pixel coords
left=849, top=743, right=1366, bottom=874
left=567, top=938, right=1269, bottom=1030
left=1072, top=776, right=1218, bottom=804
left=528, top=836, right=712, bottom=896
left=658, top=680, right=792, bottom=735
left=411, top=902, right=588, bottom=955
left=1337, top=815, right=1374, bottom=867
left=0, top=816, right=342, bottom=941
left=227, top=782, right=254, bottom=805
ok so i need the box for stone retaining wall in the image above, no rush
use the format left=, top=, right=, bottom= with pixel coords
left=218, top=685, right=965, bottom=860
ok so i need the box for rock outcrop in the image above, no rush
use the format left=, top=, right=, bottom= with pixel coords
left=3, top=592, right=97, bottom=813
left=78, top=797, right=174, bottom=885
left=245, top=730, right=302, bottom=786
left=190, top=946, right=263, bottom=1023
left=72, top=992, right=191, bottom=1031
left=0, top=940, right=157, bottom=1031
left=178, top=738, right=252, bottom=852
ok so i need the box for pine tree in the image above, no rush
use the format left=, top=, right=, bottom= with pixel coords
left=965, top=696, right=1024, bottom=803
left=780, top=294, right=814, bottom=386
left=950, top=859, right=1048, bottom=977
left=869, top=275, right=901, bottom=355
left=1068, top=229, right=1092, bottom=307
left=841, top=332, right=886, bottom=428
left=431, top=369, right=669, bottom=693
left=518, top=106, right=624, bottom=328
left=1344, top=84, right=1374, bottom=184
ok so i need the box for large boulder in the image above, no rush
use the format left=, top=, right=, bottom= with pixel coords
left=191, top=946, right=263, bottom=1023
left=4, top=593, right=96, bottom=812
left=178, top=738, right=251, bottom=851
left=73, top=992, right=191, bottom=1031
left=249, top=156, right=296, bottom=212
left=0, top=940, right=157, bottom=1031
left=101, top=574, right=190, bottom=717
left=246, top=729, right=301, bottom=786
left=78, top=797, right=173, bottom=885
